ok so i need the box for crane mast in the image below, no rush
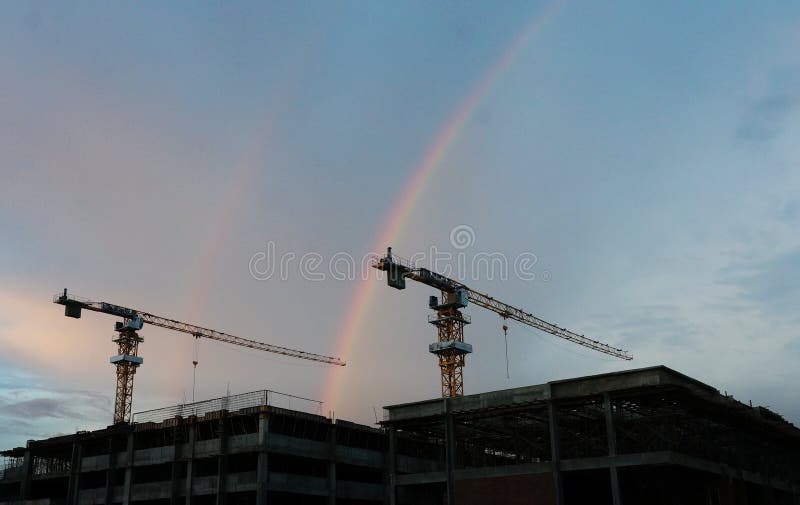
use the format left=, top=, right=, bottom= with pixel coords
left=374, top=247, right=631, bottom=398
left=54, top=290, right=344, bottom=424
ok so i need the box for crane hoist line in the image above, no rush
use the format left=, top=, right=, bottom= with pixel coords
left=373, top=247, right=632, bottom=398
left=54, top=289, right=345, bottom=424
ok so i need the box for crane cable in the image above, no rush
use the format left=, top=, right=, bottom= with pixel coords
left=502, top=317, right=510, bottom=379
left=192, top=334, right=200, bottom=402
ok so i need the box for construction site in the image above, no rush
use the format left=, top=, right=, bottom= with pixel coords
left=1, top=249, right=799, bottom=504
left=1, top=367, right=799, bottom=505
left=5, top=3, right=800, bottom=503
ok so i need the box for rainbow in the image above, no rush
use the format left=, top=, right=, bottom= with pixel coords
left=175, top=56, right=313, bottom=395
left=323, top=1, right=564, bottom=409
left=169, top=122, right=273, bottom=395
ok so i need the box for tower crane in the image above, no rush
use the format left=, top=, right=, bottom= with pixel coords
left=54, top=289, right=345, bottom=424
left=373, top=248, right=631, bottom=397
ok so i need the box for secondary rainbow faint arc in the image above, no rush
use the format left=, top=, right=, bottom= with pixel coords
left=167, top=131, right=266, bottom=394
left=176, top=44, right=313, bottom=395
left=323, top=1, right=565, bottom=409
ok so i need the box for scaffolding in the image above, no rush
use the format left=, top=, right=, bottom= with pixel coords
left=131, top=389, right=323, bottom=424
left=382, top=366, right=800, bottom=505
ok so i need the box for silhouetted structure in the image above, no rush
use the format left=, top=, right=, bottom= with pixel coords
left=2, top=367, right=799, bottom=504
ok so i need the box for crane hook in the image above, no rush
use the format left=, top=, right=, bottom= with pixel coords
left=192, top=334, right=200, bottom=402
left=502, top=319, right=510, bottom=379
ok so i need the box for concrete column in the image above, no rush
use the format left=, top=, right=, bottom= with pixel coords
left=548, top=401, right=564, bottom=505
left=256, top=412, right=269, bottom=505
left=444, top=399, right=456, bottom=505
left=122, top=431, right=135, bottom=505
left=763, top=464, right=775, bottom=505
left=185, top=422, right=196, bottom=505
left=386, top=428, right=397, bottom=505
left=66, top=441, right=82, bottom=505
left=328, top=422, right=337, bottom=505
left=104, top=438, right=117, bottom=505
left=215, top=416, right=228, bottom=505
left=19, top=444, right=33, bottom=500
left=603, top=394, right=622, bottom=505
left=170, top=426, right=185, bottom=505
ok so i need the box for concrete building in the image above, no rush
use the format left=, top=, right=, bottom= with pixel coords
left=383, top=366, right=800, bottom=505
left=2, top=367, right=799, bottom=504
left=0, top=390, right=434, bottom=505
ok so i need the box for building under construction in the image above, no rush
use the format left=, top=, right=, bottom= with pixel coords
left=2, top=366, right=799, bottom=504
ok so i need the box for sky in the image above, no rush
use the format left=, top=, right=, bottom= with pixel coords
left=1, top=1, right=799, bottom=450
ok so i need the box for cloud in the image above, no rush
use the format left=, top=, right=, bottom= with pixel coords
left=723, top=249, right=800, bottom=319
left=779, top=199, right=800, bottom=224
left=737, top=66, right=800, bottom=144
left=0, top=285, right=115, bottom=377
left=0, top=358, right=110, bottom=448
left=0, top=397, right=78, bottom=420
left=737, top=93, right=796, bottom=142
left=0, top=389, right=109, bottom=421
left=0, top=389, right=111, bottom=449
left=605, top=305, right=699, bottom=349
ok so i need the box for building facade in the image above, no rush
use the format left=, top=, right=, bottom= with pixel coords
left=3, top=367, right=799, bottom=505
left=383, top=366, right=800, bottom=505
left=0, top=392, right=434, bottom=505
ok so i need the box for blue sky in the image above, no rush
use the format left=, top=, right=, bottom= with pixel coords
left=1, top=1, right=799, bottom=450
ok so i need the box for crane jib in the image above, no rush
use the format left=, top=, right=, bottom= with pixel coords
left=372, top=248, right=632, bottom=363
left=54, top=289, right=344, bottom=424
left=54, top=290, right=345, bottom=367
